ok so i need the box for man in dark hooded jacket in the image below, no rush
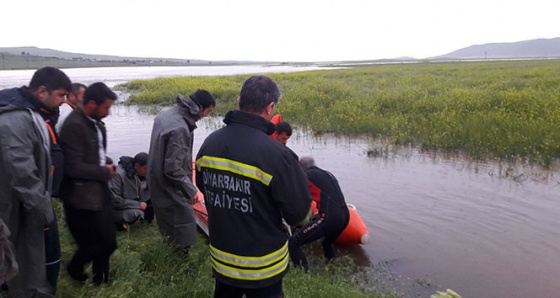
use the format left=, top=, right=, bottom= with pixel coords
left=148, top=90, right=215, bottom=253
left=109, top=152, right=152, bottom=229
left=0, top=66, right=71, bottom=297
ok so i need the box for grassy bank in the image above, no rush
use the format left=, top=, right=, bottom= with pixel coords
left=117, top=59, right=560, bottom=166
left=53, top=202, right=391, bottom=298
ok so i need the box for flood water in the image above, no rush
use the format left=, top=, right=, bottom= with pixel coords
left=3, top=66, right=560, bottom=298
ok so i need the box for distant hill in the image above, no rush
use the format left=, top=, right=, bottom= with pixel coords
left=0, top=46, right=210, bottom=63
left=434, top=37, right=560, bottom=60
left=0, top=46, right=258, bottom=70
left=2, top=38, right=560, bottom=70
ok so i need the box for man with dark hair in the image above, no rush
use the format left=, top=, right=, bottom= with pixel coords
left=148, top=89, right=215, bottom=253
left=0, top=66, right=71, bottom=296
left=59, top=82, right=118, bottom=285
left=109, top=152, right=153, bottom=230
left=56, top=82, right=86, bottom=133
left=289, top=156, right=350, bottom=271
left=275, top=121, right=292, bottom=145
left=196, top=76, right=312, bottom=297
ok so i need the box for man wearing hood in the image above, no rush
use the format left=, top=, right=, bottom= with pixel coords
left=148, top=89, right=215, bottom=253
left=0, top=66, right=71, bottom=297
left=109, top=152, right=152, bottom=229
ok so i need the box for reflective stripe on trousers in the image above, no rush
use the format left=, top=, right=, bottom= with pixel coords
left=210, top=241, right=289, bottom=281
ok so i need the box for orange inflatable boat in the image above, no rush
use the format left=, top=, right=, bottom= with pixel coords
left=194, top=195, right=369, bottom=246
left=193, top=112, right=371, bottom=245
left=192, top=160, right=209, bottom=236
left=309, top=201, right=370, bottom=245
left=193, top=166, right=369, bottom=246
left=193, top=199, right=209, bottom=236
left=335, top=204, right=370, bottom=245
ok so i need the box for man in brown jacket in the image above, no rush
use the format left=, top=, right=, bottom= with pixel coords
left=59, top=82, right=118, bottom=286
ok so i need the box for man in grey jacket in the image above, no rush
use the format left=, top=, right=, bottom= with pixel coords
left=109, top=152, right=152, bottom=229
left=147, top=90, right=215, bottom=253
left=0, top=66, right=71, bottom=297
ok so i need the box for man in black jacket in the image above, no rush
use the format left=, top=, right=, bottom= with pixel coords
left=196, top=76, right=311, bottom=298
left=59, top=82, right=118, bottom=286
left=288, top=156, right=350, bottom=271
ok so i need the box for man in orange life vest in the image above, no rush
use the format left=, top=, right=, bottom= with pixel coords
left=289, top=156, right=350, bottom=271
left=274, top=121, right=292, bottom=146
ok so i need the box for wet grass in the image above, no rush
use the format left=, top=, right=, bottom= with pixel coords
left=116, top=59, right=560, bottom=167
left=53, top=200, right=392, bottom=298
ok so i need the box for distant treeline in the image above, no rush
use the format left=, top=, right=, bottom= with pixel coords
left=0, top=52, right=231, bottom=70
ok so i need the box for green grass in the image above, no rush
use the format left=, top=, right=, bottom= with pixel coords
left=116, top=59, right=560, bottom=167
left=54, top=200, right=390, bottom=298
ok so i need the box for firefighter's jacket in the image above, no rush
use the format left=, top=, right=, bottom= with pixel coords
left=196, top=110, right=312, bottom=288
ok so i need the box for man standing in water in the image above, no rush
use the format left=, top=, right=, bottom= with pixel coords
left=59, top=82, right=118, bottom=285
left=148, top=90, right=215, bottom=253
left=196, top=75, right=311, bottom=297
left=0, top=66, right=71, bottom=296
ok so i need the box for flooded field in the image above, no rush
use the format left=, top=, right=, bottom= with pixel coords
left=106, top=105, right=560, bottom=298
left=2, top=66, right=559, bottom=297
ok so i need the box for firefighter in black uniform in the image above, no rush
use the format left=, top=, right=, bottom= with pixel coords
left=289, top=156, right=350, bottom=271
left=195, top=75, right=312, bottom=298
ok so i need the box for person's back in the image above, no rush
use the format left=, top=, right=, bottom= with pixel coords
left=148, top=91, right=215, bottom=252
left=196, top=75, right=311, bottom=297
left=288, top=156, right=350, bottom=271
left=306, top=165, right=348, bottom=217
left=199, top=116, right=306, bottom=249
left=148, top=97, right=197, bottom=203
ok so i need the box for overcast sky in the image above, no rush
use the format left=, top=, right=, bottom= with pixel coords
left=1, top=0, right=557, bottom=62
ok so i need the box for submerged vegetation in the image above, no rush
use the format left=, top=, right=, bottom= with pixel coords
left=117, top=59, right=560, bottom=166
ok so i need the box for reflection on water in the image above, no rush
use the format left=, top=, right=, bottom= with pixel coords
left=105, top=105, right=560, bottom=298
left=0, top=65, right=325, bottom=89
